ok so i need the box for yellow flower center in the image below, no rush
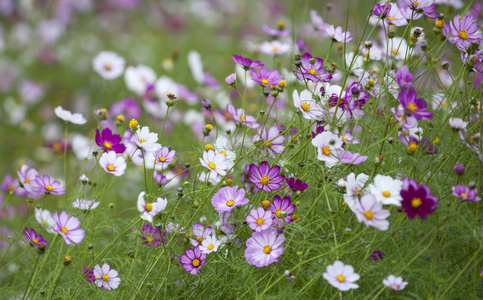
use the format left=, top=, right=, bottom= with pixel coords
left=368, top=79, right=375, bottom=86
left=435, top=20, right=443, bottom=28
left=45, top=185, right=53, bottom=192
left=263, top=245, right=272, bottom=254
left=407, top=102, right=418, bottom=112
left=265, top=140, right=272, bottom=147
left=301, top=103, right=310, bottom=111
left=102, top=274, right=110, bottom=281
left=145, top=203, right=153, bottom=212
left=278, top=80, right=286, bottom=87
left=208, top=162, right=216, bottom=169
left=260, top=175, right=269, bottom=185
left=408, top=143, right=418, bottom=153
left=392, top=49, right=400, bottom=56
left=275, top=209, right=282, bottom=218
left=192, top=259, right=200, bottom=267
left=411, top=1, right=419, bottom=7
left=107, top=164, right=115, bottom=171
left=256, top=218, right=264, bottom=225
left=322, top=146, right=331, bottom=156
left=272, top=46, right=279, bottom=53
left=341, top=136, right=348, bottom=141
left=308, top=68, right=316, bottom=75
left=441, top=101, right=448, bottom=107
left=387, top=16, right=395, bottom=21
left=393, top=284, right=399, bottom=289
left=458, top=31, right=468, bottom=40
left=411, top=198, right=422, bottom=208
left=382, top=191, right=391, bottom=197
left=207, top=244, right=214, bottom=250
left=159, top=157, right=166, bottom=162
left=364, top=210, right=374, bottom=220
left=61, top=227, right=68, bottom=234
left=197, top=236, right=204, bottom=242
left=103, top=141, right=112, bottom=149
left=32, top=238, right=39, bottom=244
left=104, top=64, right=112, bottom=71
left=461, top=193, right=468, bottom=198
left=354, top=189, right=363, bottom=196
left=146, top=236, right=154, bottom=242
left=219, top=150, right=227, bottom=156
left=261, top=79, right=270, bottom=85
left=226, top=200, right=235, bottom=207
left=25, top=178, right=30, bottom=184
left=337, top=275, right=345, bottom=282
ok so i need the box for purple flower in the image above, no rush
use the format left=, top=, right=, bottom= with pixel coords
left=296, top=39, right=311, bottom=52
left=453, top=164, right=465, bottom=175
left=211, top=185, right=249, bottom=213
left=232, top=54, right=264, bottom=70
left=391, top=105, right=418, bottom=129
left=190, top=223, right=213, bottom=247
left=269, top=195, right=296, bottom=226
left=344, top=82, right=369, bottom=110
left=261, top=24, right=290, bottom=38
left=293, top=53, right=332, bottom=83
left=252, top=125, right=286, bottom=156
left=398, top=133, right=437, bottom=155
left=84, top=267, right=96, bottom=283
left=201, top=99, right=211, bottom=110
left=24, top=228, right=49, bottom=248
left=396, top=65, right=413, bottom=89
left=286, top=177, right=308, bottom=191
left=153, top=170, right=168, bottom=185
left=52, top=211, right=85, bottom=245
left=403, top=0, right=438, bottom=19
left=95, top=128, right=126, bottom=153
left=452, top=185, right=481, bottom=202
left=245, top=229, right=284, bottom=267
left=326, top=25, right=352, bottom=43
left=448, top=15, right=483, bottom=51
left=372, top=4, right=391, bottom=18
left=180, top=246, right=206, bottom=275
left=226, top=103, right=260, bottom=129
left=225, top=73, right=236, bottom=86
left=140, top=224, right=165, bottom=247
left=246, top=207, right=275, bottom=232
left=400, top=177, right=438, bottom=219
left=110, top=98, right=141, bottom=120
left=338, top=150, right=368, bottom=165
left=251, top=67, right=281, bottom=87
left=33, top=175, right=66, bottom=195
left=370, top=251, right=384, bottom=260
left=154, top=146, right=176, bottom=167
left=248, top=161, right=285, bottom=193
left=398, top=88, right=433, bottom=120
left=1, top=174, right=26, bottom=197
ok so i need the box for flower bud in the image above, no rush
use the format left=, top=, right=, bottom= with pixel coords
left=225, top=73, right=236, bottom=86
left=129, top=119, right=139, bottom=130
left=294, top=53, right=301, bottom=61
left=351, top=86, right=360, bottom=97
left=109, top=203, right=114, bottom=209
left=63, top=255, right=72, bottom=266
left=96, top=108, right=108, bottom=120
left=201, top=99, right=211, bottom=110
left=115, top=114, right=125, bottom=126
left=261, top=200, right=271, bottom=209
left=453, top=164, right=465, bottom=175
left=184, top=163, right=191, bottom=168
left=364, top=41, right=373, bottom=49
left=469, top=181, right=476, bottom=189
left=284, top=270, right=291, bottom=277
left=127, top=250, right=135, bottom=257
left=88, top=243, right=93, bottom=250
left=205, top=144, right=214, bottom=151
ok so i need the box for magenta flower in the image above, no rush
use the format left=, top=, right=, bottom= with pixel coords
left=211, top=185, right=249, bottom=214
left=370, top=251, right=384, bottom=260
left=452, top=185, right=481, bottom=202
left=269, top=195, right=296, bottom=226
left=396, top=65, right=413, bottom=89
left=398, top=88, right=433, bottom=120
left=400, top=177, right=438, bottom=219
left=246, top=207, right=275, bottom=232
left=232, top=54, right=264, bottom=70
left=52, top=211, right=85, bottom=245
left=180, top=246, right=206, bottom=275
left=286, top=177, right=308, bottom=191
left=190, top=223, right=214, bottom=247
left=252, top=125, right=286, bottom=156
left=140, top=224, right=165, bottom=247
left=293, top=53, right=332, bottom=82
left=24, top=228, right=49, bottom=248
left=248, top=161, right=285, bottom=193
left=251, top=67, right=281, bottom=87
left=84, top=267, right=96, bottom=283
left=154, top=146, right=176, bottom=167
left=338, top=150, right=368, bottom=165
left=33, top=175, right=66, bottom=195
left=95, top=128, right=126, bottom=153
left=448, top=15, right=483, bottom=51
left=245, top=229, right=284, bottom=267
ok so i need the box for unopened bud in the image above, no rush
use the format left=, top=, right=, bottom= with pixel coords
left=201, top=99, right=211, bottom=110
left=96, top=108, right=108, bottom=120
left=63, top=255, right=72, bottom=266
left=364, top=41, right=373, bottom=49
left=129, top=119, right=139, bottom=130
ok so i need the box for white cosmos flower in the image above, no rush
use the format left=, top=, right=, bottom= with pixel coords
left=354, top=194, right=391, bottom=231
left=213, top=136, right=236, bottom=169
left=92, top=51, right=125, bottom=80
left=293, top=89, right=324, bottom=121
left=199, top=150, right=228, bottom=179
left=135, top=126, right=161, bottom=152
left=137, top=191, right=167, bottom=222
left=35, top=208, right=56, bottom=234
left=343, top=173, right=369, bottom=209
left=73, top=199, right=100, bottom=210
left=382, top=275, right=408, bottom=291
left=99, top=151, right=126, bottom=177
left=323, top=261, right=360, bottom=291
left=259, top=40, right=291, bottom=56
left=199, top=234, right=221, bottom=254
left=368, top=175, right=403, bottom=206
left=154, top=76, right=178, bottom=100
left=188, top=50, right=204, bottom=84
left=124, top=65, right=157, bottom=95
left=54, top=106, right=87, bottom=125
left=311, top=131, right=343, bottom=167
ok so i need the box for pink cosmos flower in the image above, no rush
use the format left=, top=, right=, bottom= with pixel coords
left=140, top=224, right=165, bottom=248
left=252, top=125, right=286, bottom=156
left=354, top=194, right=391, bottom=231
left=24, top=228, right=49, bottom=248
left=293, top=53, right=332, bottom=83
left=250, top=67, right=281, bottom=87
left=33, top=174, right=66, bottom=195
left=323, top=261, right=360, bottom=291
left=180, top=246, right=206, bottom=275
left=199, top=150, right=228, bottom=179
left=93, top=263, right=121, bottom=290
left=246, top=207, right=275, bottom=232
left=398, top=88, right=433, bottom=120
left=245, top=229, right=284, bottom=267
left=269, top=195, right=296, bottom=226
left=190, top=223, right=214, bottom=247
left=226, top=103, right=260, bottom=129
left=383, top=275, right=408, bottom=290
left=154, top=146, right=176, bottom=167
left=448, top=15, right=483, bottom=51
left=232, top=54, right=264, bottom=70
left=338, top=150, right=368, bottom=165
left=452, top=185, right=481, bottom=202
left=248, top=161, right=285, bottom=193
left=52, top=211, right=85, bottom=245
left=326, top=25, right=352, bottom=43
left=211, top=185, right=249, bottom=213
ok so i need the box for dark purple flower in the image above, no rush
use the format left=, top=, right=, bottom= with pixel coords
left=84, top=267, right=96, bottom=283
left=232, top=54, right=264, bottom=70
left=344, top=82, right=369, bottom=110
left=453, top=164, right=465, bottom=175
left=180, top=246, right=206, bottom=275
left=24, top=228, right=49, bottom=248
left=311, top=125, right=325, bottom=138
left=396, top=65, right=413, bottom=89
left=372, top=4, right=391, bottom=18
left=286, top=177, right=308, bottom=191
left=398, top=88, right=433, bottom=120
left=400, top=177, right=438, bottom=219
left=370, top=251, right=384, bottom=260
left=248, top=161, right=285, bottom=193
left=452, top=185, right=481, bottom=202
left=95, top=128, right=126, bottom=153
left=293, top=53, right=332, bottom=83
left=140, top=224, right=165, bottom=247
left=251, top=67, right=281, bottom=87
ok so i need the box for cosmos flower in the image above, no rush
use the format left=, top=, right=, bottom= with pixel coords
left=452, top=185, right=481, bottom=202
left=398, top=88, right=433, bottom=120
left=137, top=192, right=167, bottom=222
left=261, top=24, right=290, bottom=38
left=99, top=151, right=126, bottom=177
left=449, top=118, right=468, bottom=131
left=354, top=194, right=391, bottom=231
left=211, top=185, right=249, bottom=213
left=245, top=229, right=284, bottom=267
left=343, top=173, right=369, bottom=209
left=248, top=161, right=285, bottom=193
left=448, top=15, right=483, bottom=51
left=200, top=150, right=228, bottom=179
left=323, top=261, right=360, bottom=291
left=396, top=65, right=413, bottom=89
left=400, top=177, right=438, bottom=219
left=368, top=175, right=403, bottom=206
left=140, top=224, right=165, bottom=247
left=92, top=51, right=125, bottom=80
left=154, top=146, right=176, bottom=167
left=337, top=150, right=368, bottom=166
left=246, top=207, right=275, bottom=232
left=292, top=89, right=325, bottom=121
left=93, top=263, right=121, bottom=290
left=95, top=128, right=126, bottom=153
left=180, top=246, right=206, bottom=275
left=251, top=67, right=281, bottom=87
left=124, top=64, right=157, bottom=95
left=259, top=40, right=291, bottom=56
left=226, top=103, right=260, bottom=129
left=54, top=106, right=87, bottom=125
left=382, top=275, right=408, bottom=291
left=24, top=228, right=49, bottom=248
left=73, top=199, right=100, bottom=210
left=199, top=235, right=221, bottom=254
left=285, top=177, right=308, bottom=191
left=33, top=175, right=66, bottom=195
left=190, top=223, right=214, bottom=247
left=232, top=54, right=264, bottom=70
left=35, top=208, right=56, bottom=234
left=52, top=211, right=85, bottom=245
left=134, top=126, right=161, bottom=152
left=312, top=132, right=343, bottom=167
left=269, top=195, right=296, bottom=227
left=293, top=53, right=332, bottom=82
left=252, top=125, right=286, bottom=156
left=370, top=251, right=384, bottom=260
left=326, top=25, right=353, bottom=43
